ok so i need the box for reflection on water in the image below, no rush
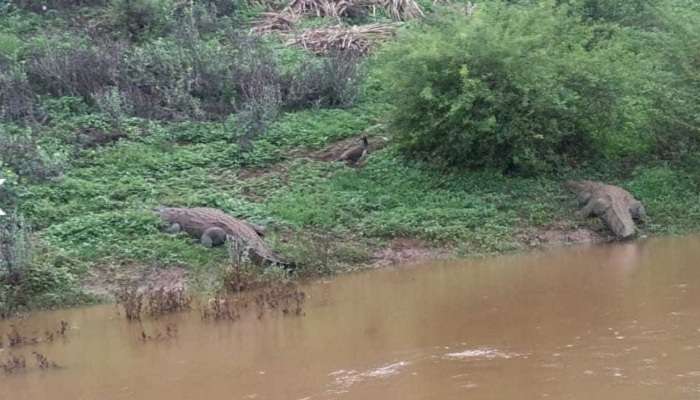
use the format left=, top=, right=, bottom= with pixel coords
left=2, top=236, right=700, bottom=399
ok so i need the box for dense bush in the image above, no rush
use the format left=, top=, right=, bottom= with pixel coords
left=641, top=3, right=700, bottom=162
left=108, top=0, right=173, bottom=40
left=287, top=50, right=363, bottom=110
left=12, top=0, right=107, bottom=13
left=16, top=28, right=362, bottom=127
left=0, top=61, right=39, bottom=121
left=377, top=2, right=658, bottom=173
left=25, top=37, right=122, bottom=99
left=0, top=212, right=83, bottom=317
left=565, top=0, right=700, bottom=162
left=0, top=125, right=65, bottom=182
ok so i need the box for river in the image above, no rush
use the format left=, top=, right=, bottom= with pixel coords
left=2, top=236, right=700, bottom=399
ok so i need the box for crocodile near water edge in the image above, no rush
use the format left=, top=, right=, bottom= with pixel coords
left=565, top=180, right=646, bottom=240
left=155, top=207, right=290, bottom=268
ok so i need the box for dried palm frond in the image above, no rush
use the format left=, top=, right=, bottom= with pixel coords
left=375, top=0, right=423, bottom=20
left=251, top=11, right=300, bottom=34
left=287, top=23, right=398, bottom=55
left=287, top=0, right=352, bottom=18
left=285, top=0, right=423, bottom=20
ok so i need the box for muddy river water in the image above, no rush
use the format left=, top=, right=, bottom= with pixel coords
left=3, top=236, right=700, bottom=399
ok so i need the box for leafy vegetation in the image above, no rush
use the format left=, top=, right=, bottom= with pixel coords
left=377, top=0, right=699, bottom=173
left=1, top=0, right=699, bottom=313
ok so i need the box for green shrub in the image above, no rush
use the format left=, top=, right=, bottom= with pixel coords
left=25, top=36, right=121, bottom=99
left=0, top=124, right=65, bottom=182
left=376, top=2, right=652, bottom=173
left=13, top=0, right=107, bottom=13
left=0, top=212, right=32, bottom=280
left=286, top=51, right=363, bottom=110
left=0, top=212, right=85, bottom=315
left=627, top=165, right=700, bottom=233
left=643, top=3, right=700, bottom=161
left=0, top=32, right=22, bottom=60
left=108, top=0, right=173, bottom=40
left=565, top=0, right=663, bottom=28
left=0, top=61, right=38, bottom=121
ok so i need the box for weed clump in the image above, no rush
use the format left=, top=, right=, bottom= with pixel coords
left=1, top=355, right=26, bottom=374
left=146, top=287, right=192, bottom=317
left=0, top=212, right=81, bottom=318
left=139, top=323, right=178, bottom=342
left=2, top=321, right=70, bottom=349
left=115, top=286, right=143, bottom=321
left=43, top=320, right=70, bottom=342
left=6, top=325, right=40, bottom=348
left=32, top=351, right=59, bottom=369
left=115, top=284, right=192, bottom=321
left=201, top=239, right=306, bottom=321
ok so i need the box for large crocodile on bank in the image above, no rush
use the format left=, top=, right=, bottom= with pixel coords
left=566, top=180, right=646, bottom=240
left=155, top=207, right=289, bottom=267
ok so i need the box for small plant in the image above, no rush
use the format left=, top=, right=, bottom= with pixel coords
left=108, top=0, right=173, bottom=40
left=44, top=320, right=70, bottom=342
left=115, top=284, right=192, bottom=321
left=201, top=294, right=245, bottom=321
left=252, top=281, right=305, bottom=318
left=0, top=213, right=32, bottom=281
left=6, top=325, right=39, bottom=348
left=0, top=131, right=64, bottom=183
left=287, top=50, right=363, bottom=109
left=0, top=64, right=39, bottom=122
left=32, top=352, right=59, bottom=370
left=139, top=323, right=178, bottom=342
left=0, top=213, right=32, bottom=318
left=115, top=285, right=143, bottom=321
left=201, top=239, right=306, bottom=321
left=95, top=86, right=132, bottom=129
left=145, top=287, right=192, bottom=318
left=1, top=355, right=26, bottom=374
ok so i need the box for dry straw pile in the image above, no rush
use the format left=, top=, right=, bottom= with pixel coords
left=287, top=23, right=397, bottom=54
left=252, top=0, right=424, bottom=53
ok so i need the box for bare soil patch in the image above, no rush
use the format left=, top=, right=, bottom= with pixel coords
left=81, top=263, right=188, bottom=299
left=518, top=221, right=610, bottom=248
left=370, top=238, right=452, bottom=267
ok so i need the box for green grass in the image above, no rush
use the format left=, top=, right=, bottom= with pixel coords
left=15, top=99, right=700, bottom=268
left=3, top=0, right=700, bottom=313
left=7, top=98, right=700, bottom=312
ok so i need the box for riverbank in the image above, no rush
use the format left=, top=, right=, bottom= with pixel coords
left=14, top=123, right=700, bottom=304
left=5, top=104, right=700, bottom=309
left=4, top=80, right=700, bottom=313
left=2, top=0, right=700, bottom=314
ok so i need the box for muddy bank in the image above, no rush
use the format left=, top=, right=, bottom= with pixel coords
left=81, top=263, right=188, bottom=299
left=78, top=223, right=619, bottom=297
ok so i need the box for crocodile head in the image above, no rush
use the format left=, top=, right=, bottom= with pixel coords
left=565, top=180, right=598, bottom=204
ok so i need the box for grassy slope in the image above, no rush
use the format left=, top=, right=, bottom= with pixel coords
left=20, top=101, right=700, bottom=271
left=3, top=3, right=700, bottom=307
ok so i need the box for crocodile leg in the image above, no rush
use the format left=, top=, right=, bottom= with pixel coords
left=630, top=201, right=646, bottom=222
left=201, top=227, right=227, bottom=248
left=165, top=223, right=181, bottom=234
left=577, top=198, right=601, bottom=218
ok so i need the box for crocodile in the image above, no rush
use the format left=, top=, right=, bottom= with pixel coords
left=565, top=180, right=646, bottom=240
left=155, top=207, right=289, bottom=267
